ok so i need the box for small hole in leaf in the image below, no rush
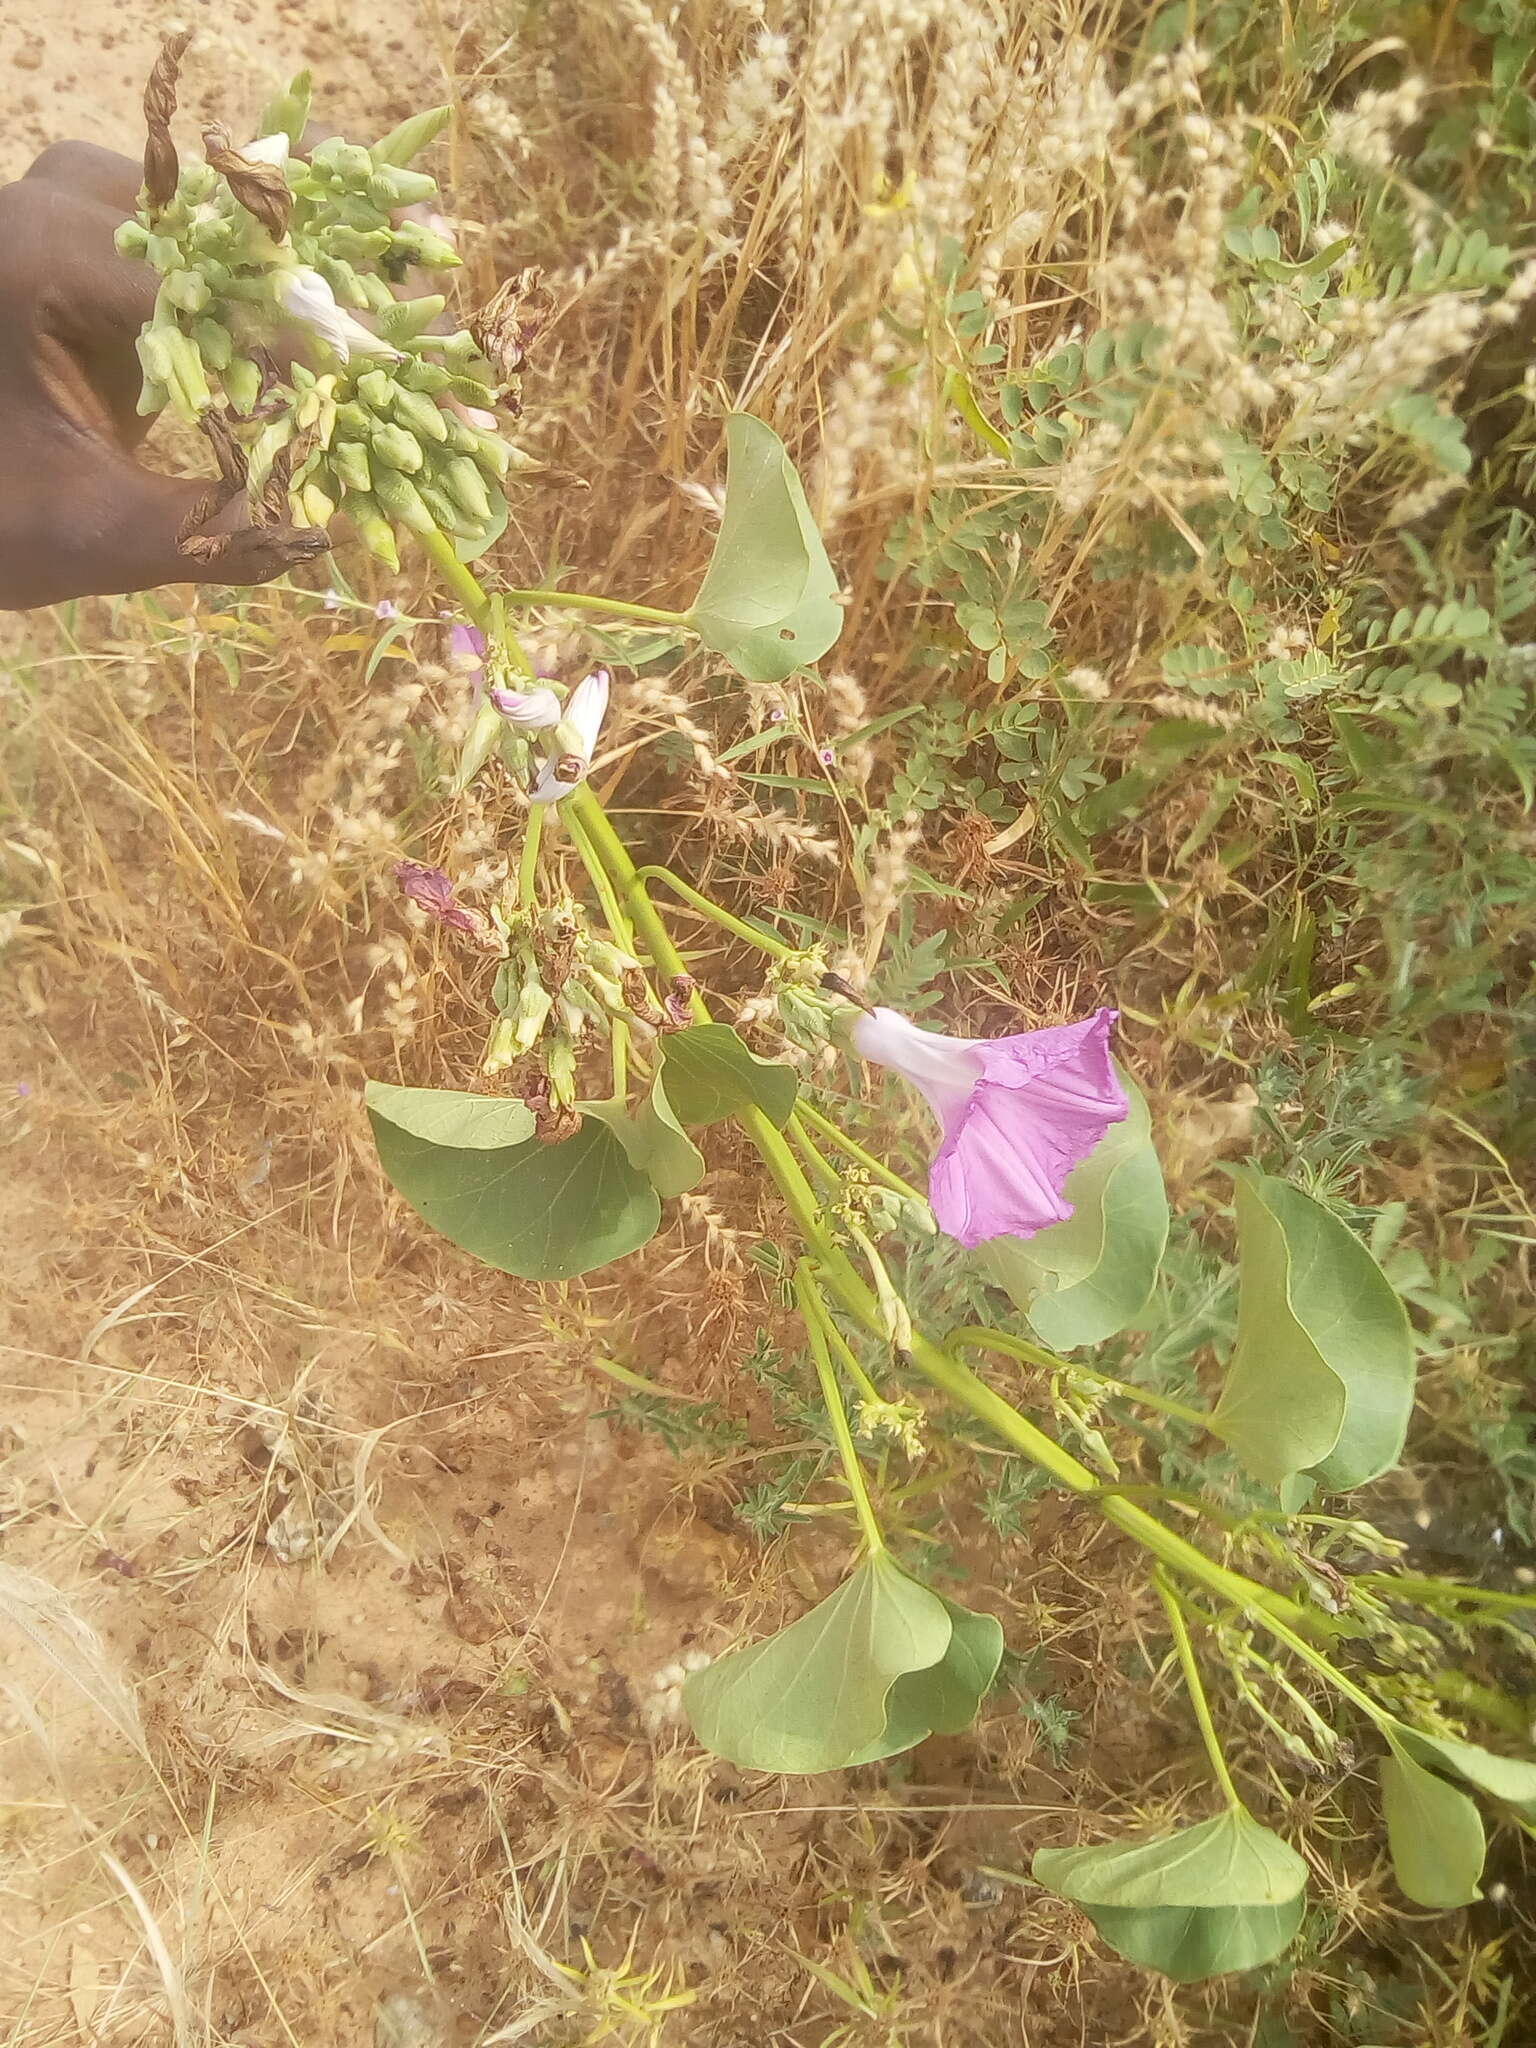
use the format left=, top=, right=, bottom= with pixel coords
left=778, top=627, right=796, bottom=642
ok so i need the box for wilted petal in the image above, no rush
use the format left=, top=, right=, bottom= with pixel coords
left=490, top=685, right=562, bottom=732
left=529, top=668, right=611, bottom=805
left=853, top=1004, right=1127, bottom=1249
left=279, top=267, right=401, bottom=365
left=393, top=858, right=487, bottom=940
left=239, top=132, right=291, bottom=166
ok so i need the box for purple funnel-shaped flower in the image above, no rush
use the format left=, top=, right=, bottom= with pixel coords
left=851, top=1005, right=1127, bottom=1249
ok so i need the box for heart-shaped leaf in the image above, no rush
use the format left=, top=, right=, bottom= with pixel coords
left=1033, top=1810, right=1307, bottom=1910
left=1076, top=1898, right=1306, bottom=1982
left=1033, top=1811, right=1308, bottom=1984
left=1211, top=1170, right=1414, bottom=1505
left=683, top=1553, right=952, bottom=1773
left=977, top=1071, right=1168, bottom=1349
left=582, top=1082, right=706, bottom=1200
left=364, top=1081, right=535, bottom=1150
left=659, top=1024, right=798, bottom=1128
left=688, top=415, right=843, bottom=683
left=1379, top=1734, right=1485, bottom=1908
left=368, top=1086, right=659, bottom=1280
left=844, top=1594, right=1004, bottom=1763
left=1392, top=1723, right=1536, bottom=1817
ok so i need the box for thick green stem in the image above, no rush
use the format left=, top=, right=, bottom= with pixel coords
left=636, top=865, right=797, bottom=961
left=500, top=586, right=692, bottom=628
left=1156, top=1571, right=1243, bottom=1809
left=950, top=1325, right=1214, bottom=1433
left=419, top=527, right=493, bottom=627
left=564, top=786, right=703, bottom=1008
left=796, top=1262, right=885, bottom=1555
left=517, top=805, right=544, bottom=909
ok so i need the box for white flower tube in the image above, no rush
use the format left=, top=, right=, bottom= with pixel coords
left=529, top=669, right=611, bottom=805
left=278, top=267, right=401, bottom=365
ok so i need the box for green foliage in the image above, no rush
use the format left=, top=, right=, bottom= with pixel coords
left=1211, top=1170, right=1416, bottom=1506
left=682, top=1554, right=953, bottom=1772
left=1033, top=1812, right=1309, bottom=1981
left=366, top=1083, right=660, bottom=1280
left=1378, top=1735, right=1486, bottom=1908
left=689, top=415, right=844, bottom=681
left=658, top=1024, right=798, bottom=1127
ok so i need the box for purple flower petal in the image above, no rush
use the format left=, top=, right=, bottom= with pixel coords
left=449, top=623, right=486, bottom=674
left=393, top=859, right=485, bottom=938
left=853, top=1004, right=1127, bottom=1249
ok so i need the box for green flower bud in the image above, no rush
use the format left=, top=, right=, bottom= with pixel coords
left=398, top=356, right=452, bottom=394
left=377, top=294, right=448, bottom=345
left=330, top=438, right=372, bottom=494
left=223, top=356, right=263, bottom=414
left=257, top=68, right=313, bottom=150
left=442, top=455, right=493, bottom=522
left=342, top=490, right=400, bottom=569
left=370, top=466, right=436, bottom=534
left=391, top=387, right=450, bottom=444
left=191, top=317, right=232, bottom=371
left=115, top=219, right=151, bottom=258
left=371, top=105, right=451, bottom=169
left=367, top=165, right=439, bottom=210
left=371, top=423, right=426, bottom=473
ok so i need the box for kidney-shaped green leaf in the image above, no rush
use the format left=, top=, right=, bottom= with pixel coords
left=1079, top=1897, right=1306, bottom=1982
left=1393, top=1723, right=1536, bottom=1818
left=688, top=415, right=844, bottom=683
left=1033, top=1810, right=1307, bottom=1911
left=1211, top=1169, right=1414, bottom=1504
left=683, top=1553, right=951, bottom=1773
left=844, top=1594, right=1005, bottom=1764
left=365, top=1081, right=535, bottom=1150
left=660, top=1024, right=798, bottom=1128
left=581, top=1083, right=706, bottom=1201
left=1379, top=1736, right=1485, bottom=1909
left=368, top=1096, right=660, bottom=1280
left=977, top=1072, right=1168, bottom=1349
left=1034, top=1812, right=1308, bottom=1984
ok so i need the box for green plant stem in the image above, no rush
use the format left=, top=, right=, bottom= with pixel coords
left=804, top=1288, right=884, bottom=1407
left=1155, top=1570, right=1243, bottom=1809
left=794, top=1101, right=928, bottom=1203
left=1361, top=1571, right=1536, bottom=1618
left=435, top=612, right=1324, bottom=1657
left=945, top=368, right=1011, bottom=458
left=499, top=586, right=692, bottom=628
left=562, top=799, right=630, bottom=948
left=795, top=1262, right=884, bottom=1555
left=419, top=527, right=493, bottom=627
left=636, top=865, right=798, bottom=961
left=949, top=1325, right=1214, bottom=1433
left=786, top=1115, right=842, bottom=1192
left=517, top=805, right=544, bottom=909
left=563, top=786, right=705, bottom=1012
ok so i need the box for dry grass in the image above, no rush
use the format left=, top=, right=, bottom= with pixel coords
left=2, top=2, right=1532, bottom=2043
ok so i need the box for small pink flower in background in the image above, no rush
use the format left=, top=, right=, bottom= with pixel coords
left=490, top=685, right=562, bottom=732
left=375, top=599, right=401, bottom=622
left=321, top=591, right=343, bottom=613
left=448, top=624, right=486, bottom=677
left=852, top=1005, right=1127, bottom=1248
left=393, top=860, right=491, bottom=943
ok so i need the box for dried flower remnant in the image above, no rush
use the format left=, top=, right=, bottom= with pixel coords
left=392, top=860, right=498, bottom=948
left=203, top=123, right=295, bottom=242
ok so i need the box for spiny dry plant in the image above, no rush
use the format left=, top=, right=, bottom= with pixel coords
left=2, top=1, right=1535, bottom=2044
